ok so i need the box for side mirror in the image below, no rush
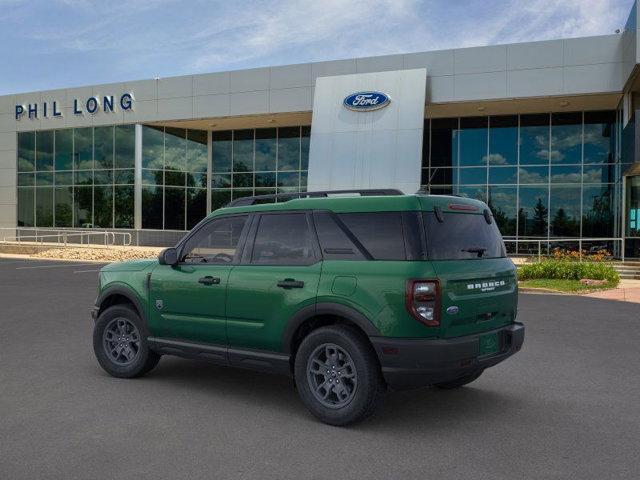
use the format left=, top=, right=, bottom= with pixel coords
left=158, top=247, right=178, bottom=266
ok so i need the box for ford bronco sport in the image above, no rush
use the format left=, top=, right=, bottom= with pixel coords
left=92, top=189, right=524, bottom=426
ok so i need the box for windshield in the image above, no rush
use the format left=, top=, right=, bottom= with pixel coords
left=423, top=212, right=506, bottom=260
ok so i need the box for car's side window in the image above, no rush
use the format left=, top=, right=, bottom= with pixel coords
left=338, top=212, right=407, bottom=260
left=250, top=213, right=314, bottom=265
left=181, top=215, right=248, bottom=264
left=313, top=211, right=366, bottom=260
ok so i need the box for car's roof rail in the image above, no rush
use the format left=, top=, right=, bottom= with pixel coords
left=225, top=189, right=404, bottom=207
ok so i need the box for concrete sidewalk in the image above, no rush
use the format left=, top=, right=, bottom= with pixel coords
left=583, top=280, right=640, bottom=303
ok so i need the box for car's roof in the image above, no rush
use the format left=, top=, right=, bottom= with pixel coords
left=208, top=194, right=487, bottom=218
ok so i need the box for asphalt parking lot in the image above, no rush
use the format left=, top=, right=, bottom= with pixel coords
left=1, top=257, right=639, bottom=479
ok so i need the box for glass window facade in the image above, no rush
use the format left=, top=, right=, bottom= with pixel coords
left=17, top=124, right=310, bottom=232
left=17, top=125, right=135, bottom=228
left=15, top=112, right=618, bottom=243
left=211, top=126, right=310, bottom=211
left=141, top=126, right=208, bottom=230
left=423, top=111, right=619, bottom=241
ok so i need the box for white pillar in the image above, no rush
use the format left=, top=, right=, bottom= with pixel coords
left=134, top=124, right=142, bottom=231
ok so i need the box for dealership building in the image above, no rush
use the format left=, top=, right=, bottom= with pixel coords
left=2, top=4, right=640, bottom=256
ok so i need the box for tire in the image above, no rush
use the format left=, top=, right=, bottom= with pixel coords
left=93, top=304, right=160, bottom=378
left=294, top=325, right=385, bottom=426
left=435, top=370, right=483, bottom=390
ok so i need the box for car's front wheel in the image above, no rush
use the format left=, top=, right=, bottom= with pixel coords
left=93, top=304, right=160, bottom=378
left=294, top=325, right=385, bottom=426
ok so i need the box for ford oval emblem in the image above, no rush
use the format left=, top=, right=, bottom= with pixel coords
left=446, top=306, right=459, bottom=315
left=343, top=91, right=391, bottom=111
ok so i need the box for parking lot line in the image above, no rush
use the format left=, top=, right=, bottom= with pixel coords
left=0, top=259, right=52, bottom=265
left=73, top=269, right=101, bottom=273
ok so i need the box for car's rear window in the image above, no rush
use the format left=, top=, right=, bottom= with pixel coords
left=423, top=212, right=506, bottom=260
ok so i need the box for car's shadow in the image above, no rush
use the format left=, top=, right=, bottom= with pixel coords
left=120, top=356, right=525, bottom=431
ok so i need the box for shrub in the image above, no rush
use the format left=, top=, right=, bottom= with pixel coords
left=518, top=259, right=619, bottom=285
left=550, top=248, right=612, bottom=263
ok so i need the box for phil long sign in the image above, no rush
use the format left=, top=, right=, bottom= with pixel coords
left=343, top=91, right=390, bottom=111
left=15, top=93, right=134, bottom=120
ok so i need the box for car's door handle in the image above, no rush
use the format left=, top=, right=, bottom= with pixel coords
left=198, top=276, right=220, bottom=285
left=277, top=278, right=305, bottom=289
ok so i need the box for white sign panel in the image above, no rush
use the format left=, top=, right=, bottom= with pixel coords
left=307, top=68, right=427, bottom=194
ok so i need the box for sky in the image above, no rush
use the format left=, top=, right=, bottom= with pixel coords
left=0, top=0, right=636, bottom=95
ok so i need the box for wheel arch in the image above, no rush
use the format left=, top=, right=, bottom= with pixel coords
left=282, top=302, right=381, bottom=356
left=96, top=285, right=147, bottom=326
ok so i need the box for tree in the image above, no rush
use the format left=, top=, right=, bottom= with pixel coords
left=551, top=208, right=579, bottom=237
left=532, top=198, right=548, bottom=237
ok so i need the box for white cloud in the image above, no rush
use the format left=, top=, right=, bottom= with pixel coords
left=2, top=0, right=634, bottom=92
left=483, top=153, right=508, bottom=165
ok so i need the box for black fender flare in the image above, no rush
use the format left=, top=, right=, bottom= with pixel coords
left=95, top=284, right=148, bottom=326
left=282, top=302, right=381, bottom=354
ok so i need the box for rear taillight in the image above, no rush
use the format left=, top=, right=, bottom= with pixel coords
left=405, top=279, right=440, bottom=327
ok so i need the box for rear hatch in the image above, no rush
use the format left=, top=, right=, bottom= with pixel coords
left=422, top=209, right=517, bottom=339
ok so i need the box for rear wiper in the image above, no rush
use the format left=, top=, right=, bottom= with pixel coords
left=461, top=247, right=486, bottom=258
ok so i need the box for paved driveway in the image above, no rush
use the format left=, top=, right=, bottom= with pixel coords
left=0, top=258, right=639, bottom=479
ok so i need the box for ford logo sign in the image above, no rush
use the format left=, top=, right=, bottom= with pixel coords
left=343, top=91, right=390, bottom=111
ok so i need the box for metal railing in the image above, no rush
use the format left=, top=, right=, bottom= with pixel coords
left=0, top=228, right=132, bottom=248
left=503, top=237, right=625, bottom=261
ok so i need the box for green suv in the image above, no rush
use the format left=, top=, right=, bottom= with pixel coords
left=92, top=189, right=524, bottom=425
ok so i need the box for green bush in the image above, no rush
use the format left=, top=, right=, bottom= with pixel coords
left=518, top=260, right=619, bottom=285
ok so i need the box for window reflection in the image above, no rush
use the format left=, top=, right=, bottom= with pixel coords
left=35, top=187, right=54, bottom=227
left=551, top=113, right=582, bottom=164
left=211, top=126, right=310, bottom=214
left=584, top=111, right=615, bottom=164
left=212, top=131, right=232, bottom=172
left=488, top=186, right=517, bottom=236
left=74, top=128, right=94, bottom=170
left=18, top=188, right=35, bottom=226
left=582, top=185, right=614, bottom=237
left=519, top=114, right=549, bottom=165
left=165, top=128, right=186, bottom=172
left=457, top=117, right=487, bottom=167
left=55, top=130, right=73, bottom=171
left=488, top=116, right=517, bottom=166
left=550, top=186, right=580, bottom=237
left=278, top=127, right=301, bottom=171
left=94, top=127, right=114, bottom=170
left=519, top=166, right=548, bottom=184
left=518, top=187, right=548, bottom=237
left=94, top=185, right=113, bottom=228
left=489, top=167, right=517, bottom=184
left=141, top=126, right=208, bottom=230
left=35, top=131, right=54, bottom=172
left=18, top=132, right=35, bottom=172
left=233, top=130, right=253, bottom=172
left=550, top=165, right=581, bottom=183
left=17, top=126, right=135, bottom=229
left=255, top=128, right=276, bottom=171
left=455, top=186, right=487, bottom=202
left=458, top=167, right=486, bottom=185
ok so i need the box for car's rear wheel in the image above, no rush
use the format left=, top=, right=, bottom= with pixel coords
left=93, top=304, right=160, bottom=378
left=294, top=325, right=385, bottom=426
left=434, top=370, right=483, bottom=389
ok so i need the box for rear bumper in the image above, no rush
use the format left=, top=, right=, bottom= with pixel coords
left=370, top=323, right=524, bottom=390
